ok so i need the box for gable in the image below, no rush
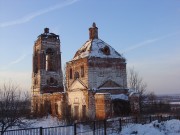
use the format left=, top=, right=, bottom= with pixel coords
left=69, top=79, right=87, bottom=91
left=98, top=80, right=122, bottom=90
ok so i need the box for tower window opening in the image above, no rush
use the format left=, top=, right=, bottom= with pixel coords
left=46, top=48, right=55, bottom=71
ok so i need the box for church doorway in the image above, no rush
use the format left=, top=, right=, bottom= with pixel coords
left=74, top=106, right=79, bottom=120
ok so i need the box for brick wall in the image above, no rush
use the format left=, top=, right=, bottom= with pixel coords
left=88, top=57, right=127, bottom=90
left=66, top=58, right=89, bottom=89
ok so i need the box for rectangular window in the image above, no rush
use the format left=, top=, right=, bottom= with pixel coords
left=68, top=105, right=71, bottom=117
left=82, top=105, right=86, bottom=119
left=81, top=66, right=84, bottom=77
left=40, top=104, right=43, bottom=112
left=35, top=103, right=38, bottom=112
left=70, top=68, right=72, bottom=79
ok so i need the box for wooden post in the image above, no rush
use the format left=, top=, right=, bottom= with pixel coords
left=74, top=123, right=77, bottom=135
left=104, top=119, right=107, bottom=135
left=39, top=127, right=43, bottom=135
left=150, top=116, right=152, bottom=123
left=119, top=118, right=122, bottom=132
left=160, top=115, right=163, bottom=122
left=93, top=121, right=96, bottom=135
left=135, top=117, right=138, bottom=123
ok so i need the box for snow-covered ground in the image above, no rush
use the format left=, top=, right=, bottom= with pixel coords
left=24, top=115, right=64, bottom=128
left=29, top=117, right=180, bottom=135
left=120, top=119, right=180, bottom=135
left=33, top=116, right=63, bottom=127
left=6, top=116, right=180, bottom=135
left=6, top=116, right=64, bottom=130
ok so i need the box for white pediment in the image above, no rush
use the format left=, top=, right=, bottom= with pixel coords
left=69, top=79, right=87, bottom=91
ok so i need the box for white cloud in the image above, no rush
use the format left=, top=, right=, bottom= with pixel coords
left=0, top=53, right=29, bottom=70
left=122, top=39, right=158, bottom=53
left=122, top=32, right=180, bottom=53
left=0, top=0, right=80, bottom=28
left=10, top=54, right=27, bottom=65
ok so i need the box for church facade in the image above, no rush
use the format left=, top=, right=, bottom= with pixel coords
left=32, top=24, right=139, bottom=120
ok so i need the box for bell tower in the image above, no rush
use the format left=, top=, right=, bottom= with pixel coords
left=32, top=28, right=64, bottom=95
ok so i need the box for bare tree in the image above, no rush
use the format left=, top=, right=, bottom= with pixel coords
left=0, top=82, right=31, bottom=135
left=146, top=92, right=156, bottom=104
left=128, top=67, right=147, bottom=94
left=128, top=67, right=147, bottom=113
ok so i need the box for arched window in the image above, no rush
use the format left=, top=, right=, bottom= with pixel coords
left=50, top=77, right=54, bottom=84
left=46, top=77, right=57, bottom=86
left=46, top=48, right=54, bottom=54
left=74, top=72, right=79, bottom=79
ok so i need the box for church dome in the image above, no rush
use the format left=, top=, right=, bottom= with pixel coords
left=73, top=23, right=124, bottom=60
left=37, top=28, right=59, bottom=39
left=73, top=39, right=123, bottom=60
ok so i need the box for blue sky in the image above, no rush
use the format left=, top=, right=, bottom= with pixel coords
left=0, top=0, right=180, bottom=94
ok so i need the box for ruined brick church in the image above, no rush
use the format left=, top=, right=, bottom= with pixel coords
left=32, top=23, right=139, bottom=120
